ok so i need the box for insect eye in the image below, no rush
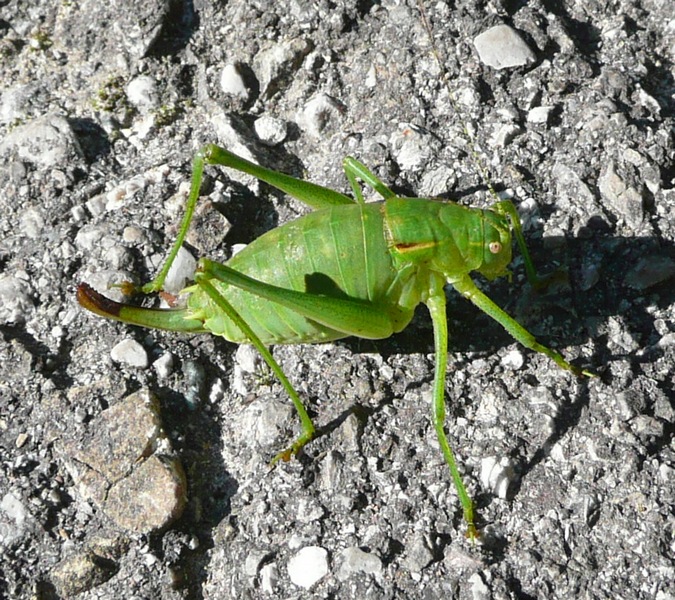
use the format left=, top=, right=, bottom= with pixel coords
left=489, top=242, right=502, bottom=254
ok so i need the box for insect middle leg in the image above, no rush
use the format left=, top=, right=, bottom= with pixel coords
left=425, top=273, right=478, bottom=539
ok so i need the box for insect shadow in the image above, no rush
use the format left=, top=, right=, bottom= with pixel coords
left=78, top=140, right=672, bottom=540
left=339, top=230, right=674, bottom=518
left=342, top=232, right=675, bottom=367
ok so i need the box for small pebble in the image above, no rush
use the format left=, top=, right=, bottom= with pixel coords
left=598, top=160, right=644, bottom=228
left=234, top=344, right=259, bottom=375
left=254, top=115, right=287, bottom=145
left=491, top=123, right=523, bottom=148
left=163, top=247, right=196, bottom=295
left=50, top=551, right=117, bottom=597
left=469, top=572, right=491, bottom=600
left=501, top=348, right=524, bottom=370
left=527, top=106, right=554, bottom=124
left=474, top=25, right=536, bottom=69
left=220, top=63, right=250, bottom=100
left=1, top=492, right=28, bottom=546
left=153, top=352, right=175, bottom=379
left=110, top=339, right=149, bottom=368
left=126, top=76, right=159, bottom=113
left=287, top=546, right=329, bottom=589
left=253, top=38, right=311, bottom=97
left=0, top=113, right=84, bottom=168
left=336, top=547, right=383, bottom=580
left=298, top=93, right=342, bottom=137
left=624, top=255, right=675, bottom=290
left=402, top=534, right=434, bottom=573
left=481, top=456, right=517, bottom=499
left=0, top=275, right=33, bottom=324
left=260, top=563, right=278, bottom=594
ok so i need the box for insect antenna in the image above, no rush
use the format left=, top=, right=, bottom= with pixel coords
left=417, top=0, right=503, bottom=205
left=418, top=2, right=549, bottom=288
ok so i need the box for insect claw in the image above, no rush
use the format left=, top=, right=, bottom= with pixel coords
left=140, top=282, right=161, bottom=295
left=123, top=281, right=138, bottom=295
left=465, top=524, right=480, bottom=542
left=106, top=280, right=139, bottom=296
left=159, top=290, right=181, bottom=307
left=271, top=449, right=294, bottom=465
left=568, top=364, right=597, bottom=378
left=269, top=429, right=317, bottom=467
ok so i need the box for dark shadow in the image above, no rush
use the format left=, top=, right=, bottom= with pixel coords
left=341, top=233, right=675, bottom=374
left=143, top=334, right=239, bottom=600
left=540, top=1, right=603, bottom=59
left=304, top=273, right=352, bottom=298
left=148, top=0, right=198, bottom=58
left=0, top=325, right=75, bottom=390
left=641, top=57, right=675, bottom=118
left=69, top=118, right=111, bottom=164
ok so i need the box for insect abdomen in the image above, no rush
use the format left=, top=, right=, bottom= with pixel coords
left=190, top=203, right=402, bottom=344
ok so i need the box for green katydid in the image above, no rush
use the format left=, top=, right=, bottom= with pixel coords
left=77, top=144, right=593, bottom=539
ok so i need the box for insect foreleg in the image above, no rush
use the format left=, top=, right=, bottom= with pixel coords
left=493, top=200, right=539, bottom=287
left=453, top=275, right=595, bottom=377
left=194, top=272, right=315, bottom=462
left=425, top=272, right=478, bottom=539
left=141, top=150, right=207, bottom=295
left=197, top=145, right=356, bottom=209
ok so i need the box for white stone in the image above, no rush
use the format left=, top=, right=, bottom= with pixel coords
left=501, top=348, right=524, bottom=370
left=153, top=352, right=174, bottom=379
left=527, top=106, right=554, bottom=124
left=254, top=115, right=287, bottom=146
left=126, top=76, right=159, bottom=112
left=220, top=64, right=249, bottom=100
left=163, top=247, right=196, bottom=294
left=110, top=339, right=149, bottom=368
left=0, top=492, right=28, bottom=546
left=0, top=275, right=33, bottom=324
left=298, top=93, right=342, bottom=138
left=234, top=345, right=259, bottom=375
left=260, top=562, right=278, bottom=594
left=336, top=547, right=383, bottom=580
left=474, top=25, right=536, bottom=69
left=287, top=546, right=329, bottom=589
left=481, top=456, right=517, bottom=499
left=0, top=113, right=83, bottom=168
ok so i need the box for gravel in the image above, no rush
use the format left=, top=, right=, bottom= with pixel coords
left=1, top=0, right=673, bottom=598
